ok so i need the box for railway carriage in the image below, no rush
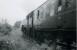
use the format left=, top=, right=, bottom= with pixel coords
left=21, top=0, right=76, bottom=44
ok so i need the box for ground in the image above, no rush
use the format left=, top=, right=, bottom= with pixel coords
left=0, top=29, right=49, bottom=50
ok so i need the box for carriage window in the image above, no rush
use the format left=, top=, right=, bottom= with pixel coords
left=58, top=0, right=62, bottom=12
left=58, top=0, right=62, bottom=6
left=65, top=0, right=69, bottom=8
left=65, top=0, right=72, bottom=8
left=37, top=10, right=39, bottom=19
left=58, top=6, right=62, bottom=12
left=58, top=0, right=73, bottom=11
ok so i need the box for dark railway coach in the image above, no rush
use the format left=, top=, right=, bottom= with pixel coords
left=21, top=0, right=76, bottom=45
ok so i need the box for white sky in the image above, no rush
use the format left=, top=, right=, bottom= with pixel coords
left=0, top=0, right=47, bottom=26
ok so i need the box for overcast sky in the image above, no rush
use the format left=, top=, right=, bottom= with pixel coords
left=0, top=0, right=47, bottom=25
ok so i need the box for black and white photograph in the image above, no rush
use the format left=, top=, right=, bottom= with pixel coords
left=0, top=0, right=76, bottom=50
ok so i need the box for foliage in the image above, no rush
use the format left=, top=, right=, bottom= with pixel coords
left=0, top=23, right=12, bottom=35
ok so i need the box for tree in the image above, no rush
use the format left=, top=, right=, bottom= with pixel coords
left=0, top=21, right=12, bottom=35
